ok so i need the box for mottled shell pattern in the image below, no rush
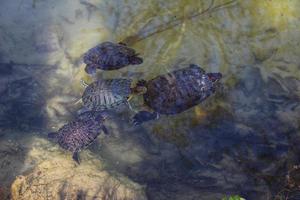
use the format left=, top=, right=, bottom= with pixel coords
left=55, top=111, right=106, bottom=152
left=142, top=64, right=221, bottom=115
left=82, top=79, right=132, bottom=111
left=83, top=42, right=143, bottom=71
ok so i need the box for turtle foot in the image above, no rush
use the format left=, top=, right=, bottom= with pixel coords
left=132, top=111, right=158, bottom=126
left=72, top=151, right=80, bottom=164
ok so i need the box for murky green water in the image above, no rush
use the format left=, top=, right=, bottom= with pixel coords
left=0, top=0, right=300, bottom=199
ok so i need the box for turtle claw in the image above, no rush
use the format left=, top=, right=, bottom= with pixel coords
left=80, top=79, right=89, bottom=88
left=132, top=111, right=158, bottom=126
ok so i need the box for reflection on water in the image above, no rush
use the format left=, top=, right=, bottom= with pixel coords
left=0, top=0, right=300, bottom=199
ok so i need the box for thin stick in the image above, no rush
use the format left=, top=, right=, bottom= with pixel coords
left=121, top=0, right=237, bottom=45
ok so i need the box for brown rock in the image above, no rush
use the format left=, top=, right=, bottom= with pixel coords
left=10, top=157, right=147, bottom=200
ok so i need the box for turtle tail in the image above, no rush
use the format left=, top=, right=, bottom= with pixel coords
left=207, top=72, right=222, bottom=83
left=130, top=56, right=143, bottom=65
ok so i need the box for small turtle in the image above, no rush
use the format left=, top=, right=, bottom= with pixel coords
left=132, top=64, right=222, bottom=125
left=48, top=111, right=109, bottom=164
left=80, top=78, right=145, bottom=112
left=83, top=42, right=143, bottom=74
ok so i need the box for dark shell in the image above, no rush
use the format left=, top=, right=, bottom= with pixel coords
left=55, top=112, right=104, bottom=152
left=142, top=64, right=221, bottom=115
left=82, top=79, right=132, bottom=111
left=83, top=42, right=143, bottom=71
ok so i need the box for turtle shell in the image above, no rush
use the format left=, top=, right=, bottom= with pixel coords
left=55, top=113, right=104, bottom=152
left=142, top=65, right=219, bottom=115
left=83, top=42, right=143, bottom=70
left=82, top=79, right=132, bottom=111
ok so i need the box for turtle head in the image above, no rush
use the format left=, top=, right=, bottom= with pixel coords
left=207, top=72, right=222, bottom=84
left=132, top=80, right=147, bottom=95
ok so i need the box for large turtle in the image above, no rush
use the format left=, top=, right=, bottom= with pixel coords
left=80, top=64, right=222, bottom=125
left=48, top=111, right=109, bottom=164
left=132, top=64, right=222, bottom=125
left=83, top=42, right=143, bottom=74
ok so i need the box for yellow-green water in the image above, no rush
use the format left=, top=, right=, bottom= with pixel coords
left=0, top=0, right=299, bottom=199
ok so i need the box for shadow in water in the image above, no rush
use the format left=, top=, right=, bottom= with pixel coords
left=0, top=62, right=51, bottom=131
left=97, top=66, right=300, bottom=200
left=0, top=1, right=82, bottom=199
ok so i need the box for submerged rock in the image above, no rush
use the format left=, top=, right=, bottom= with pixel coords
left=0, top=131, right=146, bottom=200
left=10, top=156, right=146, bottom=200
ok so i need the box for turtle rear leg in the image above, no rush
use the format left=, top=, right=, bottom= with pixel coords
left=48, top=132, right=57, bottom=139
left=132, top=111, right=159, bottom=126
left=72, top=151, right=80, bottom=164
left=101, top=125, right=109, bottom=135
left=130, top=56, right=143, bottom=65
left=48, top=132, right=59, bottom=142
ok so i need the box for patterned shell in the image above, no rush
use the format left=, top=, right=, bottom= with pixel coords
left=82, top=79, right=132, bottom=111
left=83, top=42, right=143, bottom=70
left=55, top=115, right=103, bottom=152
left=143, top=65, right=217, bottom=115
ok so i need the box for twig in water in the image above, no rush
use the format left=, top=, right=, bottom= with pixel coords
left=121, top=0, right=238, bottom=46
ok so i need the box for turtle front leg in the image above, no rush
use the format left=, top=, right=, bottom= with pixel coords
left=84, top=64, right=97, bottom=75
left=132, top=111, right=159, bottom=126
left=72, top=150, right=80, bottom=164
left=84, top=64, right=98, bottom=81
left=80, top=79, right=89, bottom=88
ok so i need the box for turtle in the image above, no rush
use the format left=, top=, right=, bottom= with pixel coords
left=83, top=41, right=143, bottom=74
left=48, top=111, right=109, bottom=164
left=132, top=64, right=223, bottom=125
left=80, top=78, right=145, bottom=112
left=80, top=64, right=222, bottom=125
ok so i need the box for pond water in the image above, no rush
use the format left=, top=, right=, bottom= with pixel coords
left=0, top=0, right=300, bottom=199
